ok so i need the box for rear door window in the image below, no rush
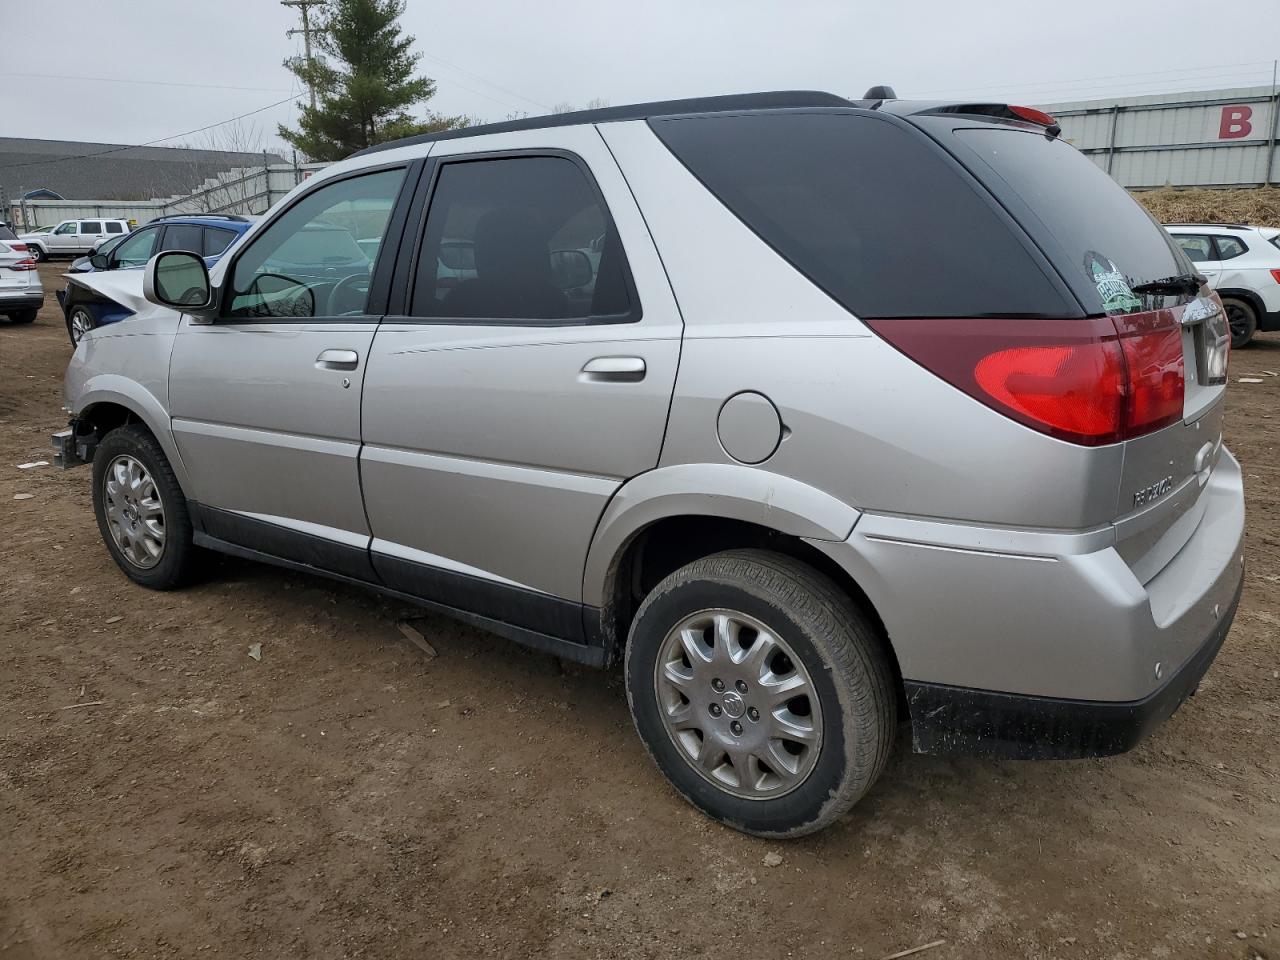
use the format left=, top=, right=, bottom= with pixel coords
left=946, top=126, right=1186, bottom=315
left=203, top=226, right=238, bottom=257
left=161, top=224, right=204, bottom=254
left=410, top=155, right=636, bottom=323
left=80, top=221, right=102, bottom=234
left=650, top=112, right=1073, bottom=319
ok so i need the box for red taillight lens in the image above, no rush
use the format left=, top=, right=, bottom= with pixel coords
left=9, top=258, right=37, bottom=271
left=1113, top=312, right=1184, bottom=435
left=1009, top=105, right=1058, bottom=128
left=975, top=341, right=1126, bottom=441
left=9, top=242, right=27, bottom=252
left=1270, top=268, right=1280, bottom=284
left=866, top=313, right=1184, bottom=446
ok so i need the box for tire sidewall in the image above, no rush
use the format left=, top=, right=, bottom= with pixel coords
left=91, top=427, right=191, bottom=588
left=626, top=572, right=863, bottom=837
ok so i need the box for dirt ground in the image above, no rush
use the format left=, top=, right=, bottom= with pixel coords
left=2, top=261, right=1278, bottom=960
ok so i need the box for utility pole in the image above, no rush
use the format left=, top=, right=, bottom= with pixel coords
left=282, top=0, right=323, bottom=111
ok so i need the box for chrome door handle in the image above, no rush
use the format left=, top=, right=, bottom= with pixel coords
left=315, top=349, right=359, bottom=371
left=581, top=356, right=646, bottom=382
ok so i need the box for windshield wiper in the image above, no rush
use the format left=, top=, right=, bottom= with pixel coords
left=1130, top=273, right=1205, bottom=296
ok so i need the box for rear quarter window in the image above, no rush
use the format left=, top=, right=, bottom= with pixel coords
left=650, top=111, right=1075, bottom=319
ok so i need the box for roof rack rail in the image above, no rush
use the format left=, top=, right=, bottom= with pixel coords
left=1162, top=221, right=1253, bottom=229
left=145, top=213, right=251, bottom=224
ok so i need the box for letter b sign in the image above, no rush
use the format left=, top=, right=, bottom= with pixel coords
left=1219, top=105, right=1253, bottom=139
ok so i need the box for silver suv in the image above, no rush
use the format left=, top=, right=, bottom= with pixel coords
left=55, top=91, right=1246, bottom=837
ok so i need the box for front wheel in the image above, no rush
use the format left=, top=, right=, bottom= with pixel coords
left=625, top=549, right=896, bottom=838
left=91, top=425, right=198, bottom=589
left=67, top=305, right=96, bottom=345
left=1222, top=296, right=1257, bottom=349
left=29, top=245, right=46, bottom=263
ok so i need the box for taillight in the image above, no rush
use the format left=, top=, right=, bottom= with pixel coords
left=9, top=258, right=37, bottom=271
left=1270, top=268, right=1280, bottom=284
left=866, top=313, right=1184, bottom=446
left=1009, top=105, right=1059, bottom=128
left=9, top=242, right=27, bottom=252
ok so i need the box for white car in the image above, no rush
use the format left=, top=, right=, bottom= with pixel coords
left=1165, top=223, right=1280, bottom=348
left=21, top=218, right=131, bottom=262
left=0, top=225, right=43, bottom=324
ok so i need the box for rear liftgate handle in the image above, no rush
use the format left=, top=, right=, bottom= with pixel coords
left=581, top=356, right=646, bottom=383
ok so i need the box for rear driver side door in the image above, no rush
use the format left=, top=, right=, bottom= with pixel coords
left=360, top=129, right=682, bottom=637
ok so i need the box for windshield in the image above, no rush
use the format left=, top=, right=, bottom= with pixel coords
left=948, top=126, right=1186, bottom=315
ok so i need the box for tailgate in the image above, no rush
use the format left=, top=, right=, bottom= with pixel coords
left=1114, top=296, right=1230, bottom=583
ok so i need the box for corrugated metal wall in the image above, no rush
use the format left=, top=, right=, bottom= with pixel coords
left=1040, top=85, right=1280, bottom=189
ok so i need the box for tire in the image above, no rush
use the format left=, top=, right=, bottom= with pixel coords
left=625, top=549, right=896, bottom=838
left=8, top=309, right=36, bottom=324
left=29, top=245, right=46, bottom=263
left=91, top=424, right=198, bottom=590
left=67, top=305, right=96, bottom=345
left=1222, top=296, right=1257, bottom=349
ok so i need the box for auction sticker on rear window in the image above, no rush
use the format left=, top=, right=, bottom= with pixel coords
left=1086, top=252, right=1141, bottom=314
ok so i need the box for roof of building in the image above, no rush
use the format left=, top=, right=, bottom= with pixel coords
left=0, top=138, right=286, bottom=202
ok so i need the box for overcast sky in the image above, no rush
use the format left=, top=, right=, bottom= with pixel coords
left=6, top=0, right=1280, bottom=152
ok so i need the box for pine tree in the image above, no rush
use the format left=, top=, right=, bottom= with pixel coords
left=279, top=0, right=468, bottom=161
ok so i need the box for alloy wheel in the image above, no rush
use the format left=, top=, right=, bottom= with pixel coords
left=103, top=454, right=166, bottom=569
left=653, top=608, right=822, bottom=799
left=69, top=308, right=95, bottom=343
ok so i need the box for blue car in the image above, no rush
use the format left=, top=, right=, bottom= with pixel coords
left=59, top=214, right=254, bottom=344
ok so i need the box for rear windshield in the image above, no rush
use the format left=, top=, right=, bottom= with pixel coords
left=949, top=127, right=1185, bottom=315
left=650, top=112, right=1075, bottom=319
left=0, top=226, right=16, bottom=242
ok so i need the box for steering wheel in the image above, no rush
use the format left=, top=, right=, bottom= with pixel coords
left=327, top=273, right=371, bottom=317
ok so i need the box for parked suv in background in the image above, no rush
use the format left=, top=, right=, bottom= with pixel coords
left=55, top=91, right=1245, bottom=838
left=60, top=214, right=254, bottom=344
left=1165, top=223, right=1280, bottom=348
left=21, top=218, right=131, bottom=261
left=0, top=225, right=42, bottom=324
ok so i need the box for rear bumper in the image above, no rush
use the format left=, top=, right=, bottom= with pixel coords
left=806, top=448, right=1246, bottom=758
left=0, top=291, right=44, bottom=311
left=901, top=567, right=1242, bottom=758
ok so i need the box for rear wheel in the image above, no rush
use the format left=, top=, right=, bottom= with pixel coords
left=1222, top=296, right=1257, bottom=349
left=92, top=425, right=198, bottom=589
left=8, top=309, right=36, bottom=324
left=625, top=549, right=896, bottom=838
left=67, top=306, right=96, bottom=344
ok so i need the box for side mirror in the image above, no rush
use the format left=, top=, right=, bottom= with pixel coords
left=89, top=253, right=110, bottom=270
left=143, top=251, right=215, bottom=316
left=550, top=249, right=593, bottom=290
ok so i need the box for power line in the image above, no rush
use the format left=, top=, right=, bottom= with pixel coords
left=418, top=48, right=552, bottom=111
left=0, top=96, right=296, bottom=173
left=0, top=72, right=291, bottom=94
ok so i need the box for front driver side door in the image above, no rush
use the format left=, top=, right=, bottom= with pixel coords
left=167, top=163, right=417, bottom=578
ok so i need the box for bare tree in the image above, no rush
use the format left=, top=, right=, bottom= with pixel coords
left=161, top=119, right=278, bottom=216
left=550, top=98, right=610, bottom=115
